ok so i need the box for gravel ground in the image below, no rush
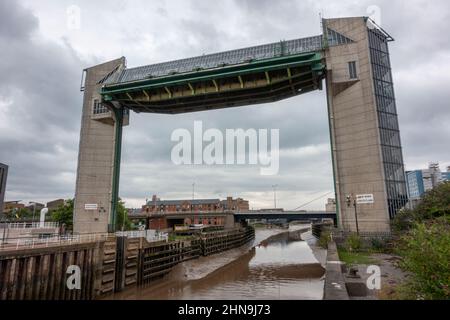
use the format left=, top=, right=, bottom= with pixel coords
left=348, top=253, right=408, bottom=300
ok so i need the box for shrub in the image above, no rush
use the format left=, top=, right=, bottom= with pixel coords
left=370, top=237, right=388, bottom=252
left=345, top=233, right=362, bottom=252
left=51, top=199, right=74, bottom=231
left=318, top=230, right=331, bottom=249
left=396, top=217, right=450, bottom=300
left=415, top=181, right=450, bottom=220
left=392, top=182, right=450, bottom=233
left=392, top=208, right=418, bottom=231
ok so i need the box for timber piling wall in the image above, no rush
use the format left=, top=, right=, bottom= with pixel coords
left=0, top=226, right=254, bottom=299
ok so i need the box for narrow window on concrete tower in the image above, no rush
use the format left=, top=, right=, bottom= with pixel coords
left=93, top=99, right=109, bottom=115
left=348, top=61, right=358, bottom=79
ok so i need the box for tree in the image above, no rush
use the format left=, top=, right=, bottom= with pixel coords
left=116, top=198, right=132, bottom=231
left=11, top=207, right=32, bottom=220
left=415, top=181, right=450, bottom=219
left=51, top=199, right=74, bottom=231
left=393, top=181, right=450, bottom=231
left=392, top=182, right=450, bottom=299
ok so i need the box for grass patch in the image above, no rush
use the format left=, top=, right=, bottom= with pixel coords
left=338, top=248, right=379, bottom=265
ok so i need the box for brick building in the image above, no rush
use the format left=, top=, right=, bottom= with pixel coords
left=142, top=195, right=249, bottom=214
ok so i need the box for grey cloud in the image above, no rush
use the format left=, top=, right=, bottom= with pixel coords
left=0, top=0, right=87, bottom=203
left=0, top=0, right=38, bottom=40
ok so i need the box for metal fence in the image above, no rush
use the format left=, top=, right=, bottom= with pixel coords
left=116, top=230, right=168, bottom=243
left=332, top=230, right=393, bottom=239
left=0, top=229, right=169, bottom=252
left=0, top=233, right=115, bottom=251
left=0, top=222, right=59, bottom=229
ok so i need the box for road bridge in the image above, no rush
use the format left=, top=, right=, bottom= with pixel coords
left=234, top=211, right=337, bottom=226
left=128, top=210, right=337, bottom=229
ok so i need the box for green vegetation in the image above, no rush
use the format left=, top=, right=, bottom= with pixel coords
left=396, top=217, right=450, bottom=300
left=11, top=207, right=33, bottom=219
left=318, top=229, right=331, bottom=249
left=393, top=181, right=450, bottom=231
left=345, top=233, right=362, bottom=252
left=338, top=248, right=378, bottom=265
left=337, top=182, right=450, bottom=299
left=116, top=199, right=132, bottom=231
left=337, top=233, right=379, bottom=265
left=51, top=199, right=74, bottom=231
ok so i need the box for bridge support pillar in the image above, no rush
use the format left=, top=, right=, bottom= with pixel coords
left=73, top=57, right=127, bottom=234
left=323, top=17, right=407, bottom=232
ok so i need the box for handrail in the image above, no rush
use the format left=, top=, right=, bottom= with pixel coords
left=0, top=222, right=60, bottom=229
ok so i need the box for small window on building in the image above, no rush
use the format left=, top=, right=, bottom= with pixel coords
left=93, top=99, right=109, bottom=115
left=348, top=61, right=358, bottom=79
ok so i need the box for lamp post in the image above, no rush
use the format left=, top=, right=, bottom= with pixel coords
left=272, top=185, right=278, bottom=209
left=30, top=202, right=37, bottom=224
left=346, top=194, right=359, bottom=235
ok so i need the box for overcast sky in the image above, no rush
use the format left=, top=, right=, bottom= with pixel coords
left=1, top=0, right=449, bottom=210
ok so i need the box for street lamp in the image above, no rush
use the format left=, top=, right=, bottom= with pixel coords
left=29, top=202, right=37, bottom=223
left=272, top=185, right=278, bottom=209
left=346, top=194, right=359, bottom=235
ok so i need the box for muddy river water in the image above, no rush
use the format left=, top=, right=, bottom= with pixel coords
left=108, top=225, right=326, bottom=300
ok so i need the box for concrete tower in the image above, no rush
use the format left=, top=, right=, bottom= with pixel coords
left=324, top=17, right=407, bottom=232
left=74, top=57, right=128, bottom=234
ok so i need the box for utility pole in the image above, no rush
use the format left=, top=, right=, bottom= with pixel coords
left=272, top=185, right=278, bottom=209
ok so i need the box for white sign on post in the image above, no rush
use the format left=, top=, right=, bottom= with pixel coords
left=356, top=194, right=374, bottom=204
left=84, top=204, right=98, bottom=210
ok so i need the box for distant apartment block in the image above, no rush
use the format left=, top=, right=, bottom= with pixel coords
left=325, top=198, right=337, bottom=212
left=3, top=201, right=25, bottom=217
left=222, top=197, right=249, bottom=212
left=0, top=163, right=7, bottom=214
left=26, top=202, right=45, bottom=213
left=406, top=162, right=450, bottom=205
left=46, top=199, right=65, bottom=212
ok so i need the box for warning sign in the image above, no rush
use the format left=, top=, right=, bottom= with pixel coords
left=356, top=194, right=374, bottom=204
left=84, top=204, right=98, bottom=210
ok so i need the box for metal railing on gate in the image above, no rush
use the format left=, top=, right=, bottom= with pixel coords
left=0, top=222, right=59, bottom=229
left=115, top=230, right=168, bottom=243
